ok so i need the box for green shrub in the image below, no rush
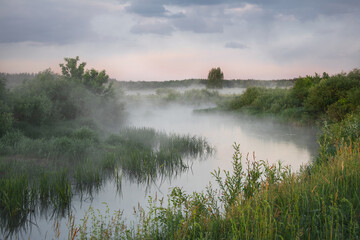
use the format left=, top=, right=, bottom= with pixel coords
left=290, top=75, right=320, bottom=107
left=72, top=127, right=99, bottom=143
left=12, top=93, right=52, bottom=125
left=0, top=130, right=24, bottom=148
left=305, top=73, right=358, bottom=116
left=0, top=111, right=13, bottom=137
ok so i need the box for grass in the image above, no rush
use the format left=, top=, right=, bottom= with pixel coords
left=65, top=112, right=360, bottom=239
left=66, top=139, right=360, bottom=239
left=106, top=127, right=213, bottom=184
left=0, top=126, right=213, bottom=236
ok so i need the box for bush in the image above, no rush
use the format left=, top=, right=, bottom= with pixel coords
left=0, top=130, right=24, bottom=154
left=290, top=75, right=320, bottom=107
left=0, top=111, right=13, bottom=137
left=318, top=112, right=360, bottom=162
left=12, top=93, right=52, bottom=125
left=225, top=70, right=360, bottom=123
left=72, top=127, right=99, bottom=143
left=305, top=73, right=358, bottom=116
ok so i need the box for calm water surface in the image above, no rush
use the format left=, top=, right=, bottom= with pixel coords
left=20, top=101, right=318, bottom=239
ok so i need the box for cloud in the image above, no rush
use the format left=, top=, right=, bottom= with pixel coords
left=170, top=5, right=230, bottom=33
left=125, top=0, right=168, bottom=17
left=130, top=20, right=174, bottom=35
left=225, top=3, right=263, bottom=16
left=1, top=0, right=360, bottom=80
left=250, top=0, right=360, bottom=20
left=225, top=42, right=248, bottom=49
left=0, top=0, right=102, bottom=44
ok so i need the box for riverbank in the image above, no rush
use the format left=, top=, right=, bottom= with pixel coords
left=65, top=69, right=360, bottom=239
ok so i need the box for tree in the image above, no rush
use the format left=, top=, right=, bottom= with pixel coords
left=59, top=56, right=113, bottom=97
left=59, top=56, right=86, bottom=80
left=0, top=77, right=13, bottom=136
left=207, top=67, right=224, bottom=89
left=82, top=68, right=113, bottom=96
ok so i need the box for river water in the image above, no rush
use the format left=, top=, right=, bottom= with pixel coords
left=16, top=92, right=318, bottom=239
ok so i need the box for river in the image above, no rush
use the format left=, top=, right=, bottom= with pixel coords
left=15, top=91, right=318, bottom=239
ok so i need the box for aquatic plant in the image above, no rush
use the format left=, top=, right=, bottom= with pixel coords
left=106, top=127, right=213, bottom=184
left=66, top=138, right=360, bottom=239
left=0, top=126, right=213, bottom=236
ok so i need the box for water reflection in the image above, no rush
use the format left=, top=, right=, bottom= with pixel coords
left=0, top=127, right=212, bottom=238
left=2, top=100, right=318, bottom=239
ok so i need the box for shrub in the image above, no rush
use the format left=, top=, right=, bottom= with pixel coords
left=305, top=73, right=358, bottom=116
left=12, top=93, right=53, bottom=125
left=0, top=111, right=13, bottom=137
left=72, top=127, right=99, bottom=143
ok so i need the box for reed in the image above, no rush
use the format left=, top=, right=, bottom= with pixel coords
left=0, top=126, right=213, bottom=236
left=67, top=138, right=360, bottom=239
left=108, top=127, right=213, bottom=184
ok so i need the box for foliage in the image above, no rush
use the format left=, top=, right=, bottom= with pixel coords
left=58, top=68, right=360, bottom=240
left=212, top=143, right=244, bottom=209
left=68, top=135, right=360, bottom=239
left=318, top=112, right=360, bottom=162
left=10, top=70, right=81, bottom=123
left=0, top=112, right=13, bottom=138
left=0, top=77, right=6, bottom=98
left=304, top=73, right=355, bottom=117
left=12, top=92, right=53, bottom=125
left=225, top=87, right=298, bottom=121
left=2, top=62, right=360, bottom=239
left=0, top=57, right=127, bottom=236
left=225, top=69, right=360, bottom=123
left=117, top=78, right=294, bottom=90
left=0, top=73, right=36, bottom=89
left=151, top=88, right=221, bottom=105
left=3, top=68, right=124, bottom=134
left=207, top=67, right=224, bottom=89
left=0, top=78, right=13, bottom=137
left=290, top=74, right=320, bottom=107
left=106, top=127, right=213, bottom=184
left=59, top=56, right=86, bottom=80
left=60, top=56, right=113, bottom=97
left=0, top=126, right=213, bottom=235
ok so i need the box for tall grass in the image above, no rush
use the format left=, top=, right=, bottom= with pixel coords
left=67, top=138, right=360, bottom=239
left=107, top=127, right=213, bottom=184
left=0, top=126, right=213, bottom=236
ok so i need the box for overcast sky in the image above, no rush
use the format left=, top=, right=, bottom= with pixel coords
left=0, top=0, right=359, bottom=81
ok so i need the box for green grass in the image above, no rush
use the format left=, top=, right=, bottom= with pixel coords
left=64, top=113, right=360, bottom=239
left=67, top=139, right=360, bottom=239
left=107, top=127, right=213, bottom=184
left=0, top=126, right=213, bottom=236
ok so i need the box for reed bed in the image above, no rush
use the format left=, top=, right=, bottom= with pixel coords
left=67, top=138, right=360, bottom=239
left=0, top=126, right=212, bottom=236
left=107, top=127, right=213, bottom=184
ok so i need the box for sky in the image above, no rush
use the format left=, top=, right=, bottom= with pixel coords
left=0, top=0, right=359, bottom=81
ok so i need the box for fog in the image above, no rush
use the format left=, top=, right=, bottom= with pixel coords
left=24, top=88, right=318, bottom=239
left=124, top=86, right=246, bottom=96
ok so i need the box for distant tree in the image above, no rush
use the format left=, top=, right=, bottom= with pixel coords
left=82, top=68, right=113, bottom=96
left=0, top=77, right=13, bottom=136
left=207, top=67, right=224, bottom=89
left=0, top=77, right=6, bottom=99
left=60, top=56, right=86, bottom=80
left=59, top=56, right=113, bottom=97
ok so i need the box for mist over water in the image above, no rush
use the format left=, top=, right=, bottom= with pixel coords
left=23, top=89, right=318, bottom=239
left=124, top=86, right=246, bottom=96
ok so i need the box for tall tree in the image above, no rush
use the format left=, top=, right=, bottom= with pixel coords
left=207, top=67, right=224, bottom=89
left=59, top=56, right=86, bottom=80
left=59, top=56, right=113, bottom=97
